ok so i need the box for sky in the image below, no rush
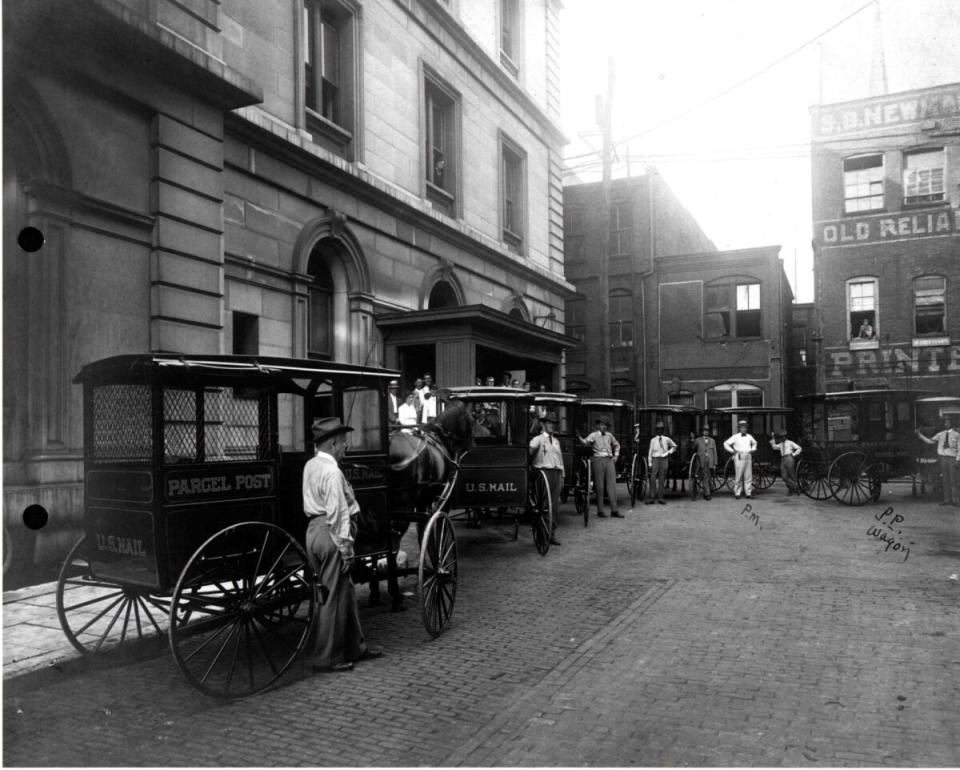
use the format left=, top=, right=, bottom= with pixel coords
left=559, top=0, right=960, bottom=303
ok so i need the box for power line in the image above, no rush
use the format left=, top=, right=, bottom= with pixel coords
left=565, top=0, right=878, bottom=164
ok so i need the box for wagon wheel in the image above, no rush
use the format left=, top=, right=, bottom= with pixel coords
left=528, top=470, right=553, bottom=556
left=575, top=457, right=591, bottom=526
left=752, top=460, right=776, bottom=491
left=419, top=510, right=457, bottom=637
left=168, top=522, right=316, bottom=699
left=56, top=536, right=170, bottom=655
left=721, top=456, right=736, bottom=491
left=827, top=451, right=881, bottom=506
left=688, top=455, right=703, bottom=500
left=629, top=455, right=647, bottom=507
left=797, top=459, right=831, bottom=500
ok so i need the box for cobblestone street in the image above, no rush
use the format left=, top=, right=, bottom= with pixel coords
left=4, top=488, right=960, bottom=766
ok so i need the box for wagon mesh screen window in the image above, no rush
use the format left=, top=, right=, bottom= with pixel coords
left=92, top=384, right=152, bottom=463
left=202, top=387, right=265, bottom=461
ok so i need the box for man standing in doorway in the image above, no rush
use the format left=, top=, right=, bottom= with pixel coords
left=646, top=422, right=677, bottom=505
left=724, top=420, right=757, bottom=499
left=581, top=418, right=622, bottom=518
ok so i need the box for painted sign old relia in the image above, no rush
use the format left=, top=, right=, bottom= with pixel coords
left=816, top=208, right=960, bottom=247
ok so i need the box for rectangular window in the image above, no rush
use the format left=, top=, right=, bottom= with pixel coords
left=843, top=154, right=884, bottom=213
left=609, top=292, right=633, bottom=347
left=704, top=281, right=760, bottom=338
left=566, top=207, right=584, bottom=261
left=425, top=74, right=458, bottom=215
left=914, top=276, right=946, bottom=335
left=735, top=282, right=761, bottom=337
left=610, top=202, right=632, bottom=256
left=500, top=134, right=526, bottom=254
left=904, top=148, right=945, bottom=205
left=566, top=299, right=585, bottom=342
left=499, top=0, right=519, bottom=76
left=848, top=278, right=878, bottom=340
left=232, top=312, right=259, bottom=355
left=303, top=0, right=356, bottom=156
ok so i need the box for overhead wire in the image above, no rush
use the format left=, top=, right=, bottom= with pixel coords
left=563, top=0, right=879, bottom=167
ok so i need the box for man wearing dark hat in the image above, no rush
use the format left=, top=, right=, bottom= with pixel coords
left=387, top=380, right=400, bottom=425
left=769, top=430, right=802, bottom=495
left=646, top=421, right=677, bottom=505
left=581, top=418, right=622, bottom=518
left=529, top=412, right=564, bottom=543
left=723, top=419, right=757, bottom=499
left=692, top=425, right=717, bottom=501
left=303, top=416, right=382, bottom=672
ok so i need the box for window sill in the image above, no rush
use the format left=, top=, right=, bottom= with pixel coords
left=849, top=338, right=878, bottom=350
left=503, top=228, right=524, bottom=254
left=426, top=181, right=455, bottom=215
left=842, top=208, right=885, bottom=217
left=306, top=109, right=353, bottom=145
left=902, top=198, right=947, bottom=208
left=913, top=336, right=950, bottom=348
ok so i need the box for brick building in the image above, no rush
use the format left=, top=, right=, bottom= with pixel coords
left=3, top=0, right=571, bottom=578
left=564, top=173, right=794, bottom=411
left=809, top=82, right=960, bottom=394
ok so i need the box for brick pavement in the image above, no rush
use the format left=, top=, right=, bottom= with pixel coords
left=4, top=484, right=960, bottom=766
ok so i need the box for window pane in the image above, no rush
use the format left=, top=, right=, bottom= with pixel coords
left=843, top=154, right=884, bottom=212
left=706, top=389, right=732, bottom=409
left=736, top=283, right=759, bottom=310
left=737, top=309, right=761, bottom=337
left=904, top=149, right=945, bottom=203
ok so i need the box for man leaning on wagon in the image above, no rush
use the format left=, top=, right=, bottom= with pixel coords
left=581, top=418, right=623, bottom=518
left=529, top=412, right=564, bottom=545
left=724, top=420, right=757, bottom=500
left=917, top=415, right=960, bottom=506
left=303, top=416, right=383, bottom=673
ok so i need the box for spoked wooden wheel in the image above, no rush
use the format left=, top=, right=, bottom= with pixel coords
left=528, top=470, right=554, bottom=556
left=56, top=536, right=170, bottom=655
left=722, top=456, right=736, bottom=491
left=168, top=522, right=316, bottom=699
left=827, top=451, right=881, bottom=506
left=797, top=459, right=831, bottom=500
left=752, top=460, right=776, bottom=490
left=688, top=455, right=703, bottom=500
left=629, top=455, right=647, bottom=507
left=573, top=457, right=589, bottom=524
left=419, top=510, right=457, bottom=637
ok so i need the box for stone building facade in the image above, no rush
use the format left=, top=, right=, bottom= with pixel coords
left=809, top=82, right=960, bottom=394
left=3, top=0, right=571, bottom=578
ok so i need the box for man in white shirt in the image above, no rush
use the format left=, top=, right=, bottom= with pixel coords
left=529, top=413, right=564, bottom=545
left=723, top=420, right=757, bottom=499
left=646, top=422, right=677, bottom=505
left=769, top=431, right=802, bottom=495
left=387, top=380, right=400, bottom=425
left=581, top=418, right=622, bottom=518
left=303, top=416, right=382, bottom=672
left=917, top=415, right=960, bottom=505
left=419, top=372, right=438, bottom=423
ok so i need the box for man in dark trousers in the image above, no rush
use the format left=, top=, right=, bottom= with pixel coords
left=581, top=418, right=622, bottom=518
left=529, top=412, right=564, bottom=544
left=692, top=425, right=717, bottom=500
left=303, top=416, right=383, bottom=672
left=646, top=422, right=677, bottom=505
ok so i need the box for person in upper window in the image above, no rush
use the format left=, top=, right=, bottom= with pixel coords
left=858, top=320, right=875, bottom=339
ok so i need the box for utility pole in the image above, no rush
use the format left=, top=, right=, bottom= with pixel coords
left=597, top=56, right=614, bottom=397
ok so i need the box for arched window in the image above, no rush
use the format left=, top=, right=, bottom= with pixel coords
left=307, top=249, right=334, bottom=360
left=428, top=280, right=459, bottom=309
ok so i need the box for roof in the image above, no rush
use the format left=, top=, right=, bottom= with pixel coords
left=635, top=404, right=705, bottom=415
left=578, top=398, right=634, bottom=411
left=73, top=354, right=400, bottom=390
left=445, top=386, right=529, bottom=402
left=528, top=392, right=581, bottom=406
left=794, top=389, right=936, bottom=402
left=711, top=406, right=793, bottom=415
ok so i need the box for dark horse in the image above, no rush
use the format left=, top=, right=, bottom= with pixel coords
left=368, top=399, right=474, bottom=609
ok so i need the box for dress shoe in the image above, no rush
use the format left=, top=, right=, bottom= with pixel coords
left=549, top=537, right=561, bottom=546
left=704, top=496, right=712, bottom=501
left=644, top=500, right=654, bottom=505
left=356, top=647, right=383, bottom=662
left=656, top=499, right=666, bottom=505
left=597, top=511, right=608, bottom=518
left=611, top=511, right=624, bottom=518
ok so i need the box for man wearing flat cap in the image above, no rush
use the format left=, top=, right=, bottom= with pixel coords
left=769, top=430, right=802, bottom=495
left=723, top=419, right=757, bottom=499
left=646, top=421, right=677, bottom=505
left=581, top=418, right=622, bottom=519
left=529, top=412, right=564, bottom=544
left=303, top=416, right=382, bottom=672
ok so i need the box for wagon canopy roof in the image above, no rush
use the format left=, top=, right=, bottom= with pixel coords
left=578, top=398, right=634, bottom=410
left=527, top=392, right=581, bottom=406
left=73, top=354, right=400, bottom=392
left=710, top=406, right=794, bottom=415
left=794, top=389, right=936, bottom=402
left=635, top=404, right=705, bottom=414
left=445, top=386, right=529, bottom=402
